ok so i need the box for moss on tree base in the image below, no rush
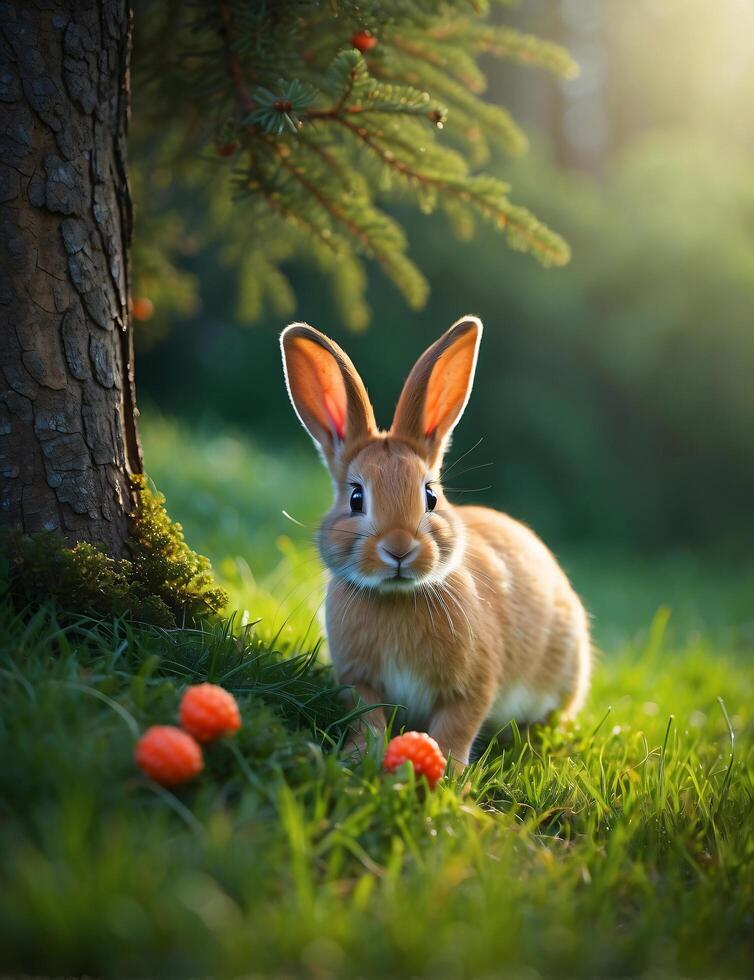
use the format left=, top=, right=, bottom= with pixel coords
left=2, top=475, right=227, bottom=627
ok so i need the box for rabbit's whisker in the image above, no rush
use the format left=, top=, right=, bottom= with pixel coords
left=340, top=577, right=375, bottom=627
left=428, top=581, right=455, bottom=637
left=438, top=580, right=474, bottom=639
left=419, top=583, right=438, bottom=636
left=281, top=509, right=309, bottom=528
left=441, top=437, right=484, bottom=478
left=443, top=486, right=493, bottom=494
left=443, top=461, right=494, bottom=480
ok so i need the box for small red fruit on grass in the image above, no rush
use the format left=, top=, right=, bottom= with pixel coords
left=383, top=732, right=446, bottom=788
left=179, top=683, right=242, bottom=743
left=135, top=726, right=203, bottom=786
left=352, top=30, right=377, bottom=53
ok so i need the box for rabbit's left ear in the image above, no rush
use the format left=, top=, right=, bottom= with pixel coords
left=391, top=315, right=482, bottom=462
left=280, top=322, right=376, bottom=469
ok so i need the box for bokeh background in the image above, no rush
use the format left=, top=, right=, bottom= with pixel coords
left=131, top=0, right=754, bottom=650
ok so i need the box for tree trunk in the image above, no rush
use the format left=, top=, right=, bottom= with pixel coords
left=0, top=0, right=141, bottom=557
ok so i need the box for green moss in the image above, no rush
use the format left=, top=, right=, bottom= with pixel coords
left=2, top=475, right=227, bottom=627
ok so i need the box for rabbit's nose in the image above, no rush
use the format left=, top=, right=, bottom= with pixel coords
left=378, top=530, right=420, bottom=568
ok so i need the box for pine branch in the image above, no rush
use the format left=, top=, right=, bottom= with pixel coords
left=387, top=32, right=487, bottom=93
left=431, top=21, right=579, bottom=78
left=373, top=54, right=527, bottom=156
left=243, top=159, right=342, bottom=254
left=334, top=115, right=569, bottom=265
left=131, top=0, right=577, bottom=327
left=217, top=0, right=255, bottom=114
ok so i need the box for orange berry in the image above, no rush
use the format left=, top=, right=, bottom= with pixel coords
left=382, top=731, right=447, bottom=788
left=135, top=726, right=203, bottom=786
left=217, top=141, right=238, bottom=157
left=179, top=683, right=242, bottom=743
left=351, top=30, right=377, bottom=53
left=132, top=296, right=154, bottom=321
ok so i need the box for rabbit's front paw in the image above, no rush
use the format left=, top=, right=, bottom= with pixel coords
left=342, top=731, right=370, bottom=761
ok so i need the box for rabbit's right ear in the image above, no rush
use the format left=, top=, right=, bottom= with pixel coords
left=391, top=315, right=482, bottom=464
left=280, top=323, right=376, bottom=467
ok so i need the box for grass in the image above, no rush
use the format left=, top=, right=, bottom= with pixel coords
left=1, top=415, right=752, bottom=978
left=141, top=413, right=331, bottom=641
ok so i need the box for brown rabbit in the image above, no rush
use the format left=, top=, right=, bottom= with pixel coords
left=280, top=315, right=591, bottom=766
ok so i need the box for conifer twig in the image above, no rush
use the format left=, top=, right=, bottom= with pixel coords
left=271, top=144, right=374, bottom=253
left=334, top=117, right=566, bottom=262
left=218, top=0, right=255, bottom=115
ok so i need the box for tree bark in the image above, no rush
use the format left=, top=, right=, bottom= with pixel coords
left=0, top=0, right=142, bottom=556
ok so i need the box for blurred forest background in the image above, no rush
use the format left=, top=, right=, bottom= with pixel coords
left=129, top=0, right=754, bottom=637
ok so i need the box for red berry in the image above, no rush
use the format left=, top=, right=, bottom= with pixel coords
left=131, top=296, right=154, bottom=322
left=217, top=142, right=238, bottom=158
left=352, top=30, right=377, bottom=53
left=135, top=726, right=203, bottom=786
left=383, top=731, right=447, bottom=788
left=179, top=683, right=242, bottom=743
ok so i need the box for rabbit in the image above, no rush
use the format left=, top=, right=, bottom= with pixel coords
left=280, top=315, right=591, bottom=767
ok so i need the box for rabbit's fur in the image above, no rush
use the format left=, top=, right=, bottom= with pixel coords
left=280, top=316, right=591, bottom=765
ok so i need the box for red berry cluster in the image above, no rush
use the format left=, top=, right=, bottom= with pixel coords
left=135, top=683, right=242, bottom=786
left=382, top=731, right=447, bottom=788
left=180, top=683, right=242, bottom=743
left=135, top=726, right=203, bottom=787
left=131, top=296, right=154, bottom=321
left=352, top=30, right=377, bottom=53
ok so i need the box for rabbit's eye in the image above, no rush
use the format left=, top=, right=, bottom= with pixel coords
left=349, top=484, right=364, bottom=514
left=425, top=485, right=437, bottom=512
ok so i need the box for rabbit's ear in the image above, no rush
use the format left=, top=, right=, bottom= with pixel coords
left=281, top=323, right=376, bottom=466
left=391, top=315, right=482, bottom=461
